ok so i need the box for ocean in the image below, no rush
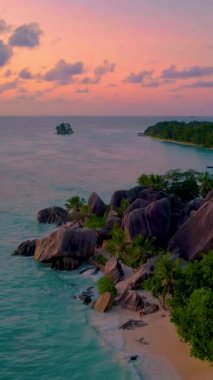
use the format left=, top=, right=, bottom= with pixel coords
left=1, top=116, right=213, bottom=380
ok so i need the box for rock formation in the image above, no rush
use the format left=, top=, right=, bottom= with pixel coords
left=37, top=206, right=68, bottom=226
left=34, top=226, right=97, bottom=264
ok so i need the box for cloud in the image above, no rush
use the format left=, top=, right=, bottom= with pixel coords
left=19, top=68, right=33, bottom=79
left=0, top=19, right=11, bottom=33
left=182, top=80, right=213, bottom=88
left=161, top=65, right=213, bottom=80
left=42, top=60, right=85, bottom=85
left=81, top=76, right=98, bottom=85
left=75, top=87, right=89, bottom=93
left=0, top=40, right=12, bottom=66
left=81, top=60, right=116, bottom=85
left=94, top=60, right=116, bottom=78
left=123, top=70, right=153, bottom=84
left=9, top=22, right=42, bottom=48
left=0, top=79, right=18, bottom=94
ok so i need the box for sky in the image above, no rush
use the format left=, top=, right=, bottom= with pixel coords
left=0, top=0, right=213, bottom=115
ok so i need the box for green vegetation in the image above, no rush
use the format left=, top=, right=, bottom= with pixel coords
left=95, top=255, right=107, bottom=265
left=65, top=195, right=107, bottom=227
left=106, top=224, right=157, bottom=269
left=144, top=251, right=213, bottom=361
left=137, top=169, right=213, bottom=201
left=143, top=253, right=182, bottom=308
left=65, top=196, right=86, bottom=212
left=84, top=214, right=107, bottom=228
left=97, top=275, right=117, bottom=296
left=116, top=199, right=130, bottom=217
left=144, top=120, right=213, bottom=147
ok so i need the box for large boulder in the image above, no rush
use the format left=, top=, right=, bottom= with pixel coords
left=123, top=198, right=170, bottom=247
left=109, top=190, right=127, bottom=209
left=168, top=201, right=213, bottom=260
left=104, top=258, right=123, bottom=284
left=127, top=261, right=154, bottom=289
left=37, top=206, right=68, bottom=226
left=139, top=188, right=166, bottom=202
left=125, top=198, right=149, bottom=214
left=93, top=292, right=114, bottom=312
left=12, top=239, right=37, bottom=257
left=88, top=192, right=107, bottom=217
left=117, top=290, right=144, bottom=311
left=126, top=186, right=146, bottom=203
left=34, top=226, right=97, bottom=263
left=52, top=257, right=80, bottom=270
left=186, top=198, right=202, bottom=216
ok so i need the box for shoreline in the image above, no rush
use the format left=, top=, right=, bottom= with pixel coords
left=150, top=137, right=213, bottom=150
left=90, top=290, right=213, bottom=380
left=85, top=266, right=213, bottom=380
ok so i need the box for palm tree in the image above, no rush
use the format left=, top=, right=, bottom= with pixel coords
left=198, top=171, right=213, bottom=197
left=154, top=254, right=181, bottom=309
left=64, top=196, right=86, bottom=212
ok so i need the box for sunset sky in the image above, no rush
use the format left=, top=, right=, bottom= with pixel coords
left=0, top=0, right=213, bottom=115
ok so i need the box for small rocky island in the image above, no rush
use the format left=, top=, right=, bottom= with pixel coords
left=144, top=120, right=213, bottom=147
left=56, top=123, right=74, bottom=135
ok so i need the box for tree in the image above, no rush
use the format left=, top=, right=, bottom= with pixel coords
left=64, top=196, right=86, bottom=212
left=198, top=171, right=213, bottom=197
left=137, top=173, right=166, bottom=190
left=171, top=288, right=213, bottom=361
left=144, top=254, right=181, bottom=308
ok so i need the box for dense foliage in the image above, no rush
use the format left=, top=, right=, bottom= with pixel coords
left=106, top=224, right=157, bottom=268
left=144, top=120, right=213, bottom=147
left=97, top=275, right=117, bottom=296
left=137, top=169, right=213, bottom=201
left=144, top=252, right=213, bottom=361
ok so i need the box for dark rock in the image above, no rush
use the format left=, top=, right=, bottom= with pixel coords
left=186, top=198, right=202, bottom=216
left=143, top=302, right=159, bottom=315
left=126, top=186, right=146, bottom=203
left=117, top=290, right=145, bottom=311
left=107, top=216, right=121, bottom=229
left=125, top=198, right=150, bottom=214
left=96, top=227, right=112, bottom=247
left=123, top=198, right=170, bottom=247
left=138, top=188, right=166, bottom=202
left=52, top=257, right=80, bottom=270
left=79, top=289, right=93, bottom=305
left=119, top=319, right=147, bottom=330
left=168, top=201, right=213, bottom=260
left=12, top=239, right=37, bottom=257
left=109, top=190, right=127, bottom=209
left=104, top=258, right=123, bottom=284
left=128, top=355, right=138, bottom=362
left=34, top=226, right=97, bottom=263
left=37, top=206, right=68, bottom=226
left=78, top=266, right=95, bottom=274
left=88, top=192, right=107, bottom=216
left=106, top=210, right=121, bottom=228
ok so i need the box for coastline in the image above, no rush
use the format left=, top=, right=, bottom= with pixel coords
left=85, top=267, right=213, bottom=380
left=150, top=137, right=213, bottom=150
left=90, top=291, right=213, bottom=380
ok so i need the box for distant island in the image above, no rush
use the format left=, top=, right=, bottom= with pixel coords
left=56, top=123, right=74, bottom=135
left=144, top=120, right=213, bottom=148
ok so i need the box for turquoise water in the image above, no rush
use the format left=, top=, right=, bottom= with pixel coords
left=1, top=116, right=213, bottom=380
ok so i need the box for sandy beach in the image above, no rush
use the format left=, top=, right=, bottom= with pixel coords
left=88, top=263, right=213, bottom=380
left=119, top=291, right=213, bottom=380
